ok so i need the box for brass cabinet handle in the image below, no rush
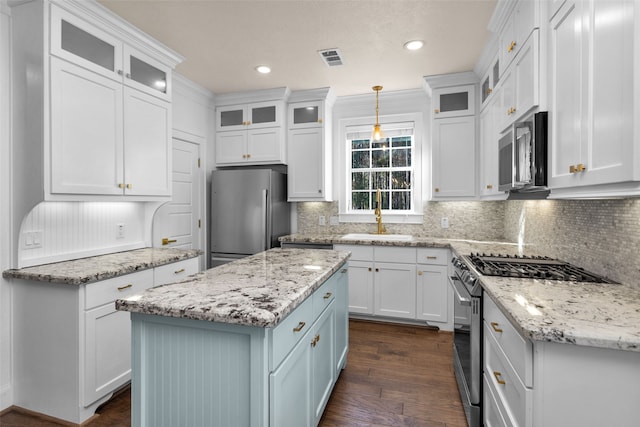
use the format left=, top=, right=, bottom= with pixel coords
left=491, top=322, right=503, bottom=333
left=426, top=256, right=437, bottom=260
left=174, top=268, right=185, bottom=274
left=323, top=292, right=332, bottom=300
left=486, top=88, right=492, bottom=95
left=576, top=163, right=586, bottom=172
left=311, top=334, right=321, bottom=347
left=486, top=184, right=493, bottom=189
left=341, top=269, right=347, bottom=273
left=117, top=284, right=133, bottom=291
left=293, top=321, right=306, bottom=332
left=507, top=40, right=516, bottom=52
left=162, top=237, right=177, bottom=245
left=493, top=371, right=506, bottom=385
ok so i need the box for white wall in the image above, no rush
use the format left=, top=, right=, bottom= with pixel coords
left=1, top=0, right=12, bottom=410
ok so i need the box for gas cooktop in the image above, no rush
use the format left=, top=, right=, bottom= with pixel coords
left=465, top=253, right=617, bottom=284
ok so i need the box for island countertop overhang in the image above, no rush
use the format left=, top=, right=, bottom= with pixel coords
left=116, top=248, right=350, bottom=328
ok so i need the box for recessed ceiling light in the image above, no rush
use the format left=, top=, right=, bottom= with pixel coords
left=255, top=65, right=271, bottom=74
left=404, top=40, right=424, bottom=51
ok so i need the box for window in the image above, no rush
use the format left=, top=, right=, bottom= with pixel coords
left=341, top=118, right=422, bottom=223
left=350, top=135, right=413, bottom=211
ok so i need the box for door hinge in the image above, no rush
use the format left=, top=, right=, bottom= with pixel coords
left=198, top=158, right=201, bottom=168
left=198, top=219, right=201, bottom=228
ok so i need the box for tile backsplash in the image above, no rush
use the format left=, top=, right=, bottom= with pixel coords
left=297, top=198, right=640, bottom=285
left=296, top=201, right=506, bottom=241
left=504, top=199, right=640, bottom=285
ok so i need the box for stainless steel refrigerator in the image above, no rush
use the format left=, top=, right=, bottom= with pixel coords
left=210, top=168, right=290, bottom=267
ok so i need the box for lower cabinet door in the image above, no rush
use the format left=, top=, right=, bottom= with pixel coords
left=84, top=304, right=131, bottom=405
left=334, top=268, right=349, bottom=375
left=416, top=264, right=449, bottom=323
left=347, top=260, right=374, bottom=314
left=270, top=328, right=313, bottom=427
left=312, top=305, right=335, bottom=425
left=374, top=262, right=417, bottom=319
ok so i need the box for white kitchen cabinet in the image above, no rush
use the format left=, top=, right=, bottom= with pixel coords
left=286, top=88, right=335, bottom=202
left=334, top=266, right=349, bottom=376
left=50, top=57, right=171, bottom=197
left=484, top=293, right=640, bottom=427
left=374, top=261, right=417, bottom=319
left=11, top=0, right=181, bottom=208
left=496, top=30, right=539, bottom=134
left=480, top=54, right=500, bottom=109
left=479, top=95, right=503, bottom=198
left=432, top=84, right=476, bottom=118
left=12, top=257, right=199, bottom=424
left=498, top=0, right=538, bottom=73
left=215, top=92, right=289, bottom=166
left=548, top=0, right=640, bottom=197
left=335, top=244, right=453, bottom=327
left=431, top=116, right=477, bottom=199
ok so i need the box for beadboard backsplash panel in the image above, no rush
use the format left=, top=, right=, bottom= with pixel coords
left=296, top=201, right=506, bottom=241
left=18, top=202, right=147, bottom=268
left=504, top=199, right=640, bottom=285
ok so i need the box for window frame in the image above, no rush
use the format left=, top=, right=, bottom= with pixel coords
left=339, top=113, right=424, bottom=224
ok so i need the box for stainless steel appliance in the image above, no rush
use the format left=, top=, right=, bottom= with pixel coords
left=450, top=252, right=616, bottom=427
left=210, top=169, right=290, bottom=267
left=450, top=256, right=482, bottom=427
left=499, top=111, right=548, bottom=192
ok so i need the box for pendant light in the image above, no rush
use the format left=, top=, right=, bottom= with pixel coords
left=372, top=85, right=383, bottom=141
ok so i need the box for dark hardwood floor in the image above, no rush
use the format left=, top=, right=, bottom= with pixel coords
left=0, top=319, right=467, bottom=427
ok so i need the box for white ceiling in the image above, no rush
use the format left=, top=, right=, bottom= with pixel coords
left=98, top=0, right=497, bottom=97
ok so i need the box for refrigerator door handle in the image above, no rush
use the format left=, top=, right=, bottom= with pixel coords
left=262, top=189, right=269, bottom=250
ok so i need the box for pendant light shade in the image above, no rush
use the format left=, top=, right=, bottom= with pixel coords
left=372, top=85, right=383, bottom=141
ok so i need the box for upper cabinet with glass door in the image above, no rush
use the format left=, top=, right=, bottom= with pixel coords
left=216, top=101, right=283, bottom=132
left=431, top=84, right=476, bottom=118
left=50, top=5, right=172, bottom=101
left=289, top=100, right=324, bottom=129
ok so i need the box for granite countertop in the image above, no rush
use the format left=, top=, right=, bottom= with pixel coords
left=116, top=248, right=350, bottom=328
left=281, top=233, right=640, bottom=352
left=2, top=247, right=201, bottom=285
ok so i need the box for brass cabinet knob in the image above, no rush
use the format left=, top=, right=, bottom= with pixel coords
left=318, top=118, right=323, bottom=123
left=246, top=121, right=251, bottom=126
left=126, top=183, right=132, bottom=189
left=118, top=183, right=125, bottom=189
left=242, top=154, right=247, bottom=159
left=569, top=165, right=576, bottom=173
left=576, top=163, right=586, bottom=172
left=486, top=184, right=493, bottom=189
left=507, top=40, right=516, bottom=53
left=417, top=271, right=423, bottom=276
left=434, top=108, right=440, bottom=114
left=434, top=187, right=440, bottom=193
left=486, top=88, right=492, bottom=95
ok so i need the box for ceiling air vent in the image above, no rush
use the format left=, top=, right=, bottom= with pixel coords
left=318, top=48, right=344, bottom=67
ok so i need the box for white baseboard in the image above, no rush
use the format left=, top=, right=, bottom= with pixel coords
left=0, top=382, right=12, bottom=412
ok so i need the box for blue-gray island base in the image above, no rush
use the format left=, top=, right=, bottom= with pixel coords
left=116, top=248, right=350, bottom=427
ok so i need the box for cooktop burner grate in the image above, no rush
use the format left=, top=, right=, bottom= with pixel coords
left=466, top=253, right=617, bottom=284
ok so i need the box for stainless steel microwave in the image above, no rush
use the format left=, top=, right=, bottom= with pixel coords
left=498, top=111, right=548, bottom=192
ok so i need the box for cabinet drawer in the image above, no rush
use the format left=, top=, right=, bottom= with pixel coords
left=484, top=295, right=533, bottom=387
left=374, top=246, right=416, bottom=263
left=333, top=244, right=373, bottom=261
left=483, top=374, right=510, bottom=427
left=154, top=258, right=199, bottom=286
left=271, top=296, right=313, bottom=369
left=484, top=322, right=532, bottom=427
left=416, top=248, right=448, bottom=265
left=312, top=274, right=337, bottom=318
left=85, top=269, right=154, bottom=309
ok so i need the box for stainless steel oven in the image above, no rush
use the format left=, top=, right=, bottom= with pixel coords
left=450, top=256, right=482, bottom=427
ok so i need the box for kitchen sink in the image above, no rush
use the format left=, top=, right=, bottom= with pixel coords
left=340, top=233, right=413, bottom=241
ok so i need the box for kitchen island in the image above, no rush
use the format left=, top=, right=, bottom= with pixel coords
left=116, top=247, right=350, bottom=427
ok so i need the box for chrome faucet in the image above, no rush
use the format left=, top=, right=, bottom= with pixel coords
left=374, top=188, right=386, bottom=234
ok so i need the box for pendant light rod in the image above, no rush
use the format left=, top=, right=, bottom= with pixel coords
left=372, top=85, right=383, bottom=141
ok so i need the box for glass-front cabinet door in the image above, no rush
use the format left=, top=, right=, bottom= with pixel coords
left=248, top=101, right=282, bottom=129
left=124, top=46, right=171, bottom=100
left=216, top=105, right=247, bottom=131
left=432, top=84, right=476, bottom=118
left=288, top=101, right=323, bottom=129
left=50, top=4, right=122, bottom=81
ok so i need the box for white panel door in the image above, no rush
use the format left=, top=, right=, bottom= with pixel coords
left=123, top=87, right=171, bottom=196
left=50, top=57, right=123, bottom=195
left=288, top=127, right=323, bottom=199
left=374, top=262, right=417, bottom=319
left=346, top=260, right=374, bottom=314
left=432, top=116, right=476, bottom=198
left=153, top=139, right=201, bottom=252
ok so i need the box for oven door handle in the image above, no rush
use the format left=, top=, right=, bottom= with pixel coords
left=450, top=276, right=472, bottom=306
